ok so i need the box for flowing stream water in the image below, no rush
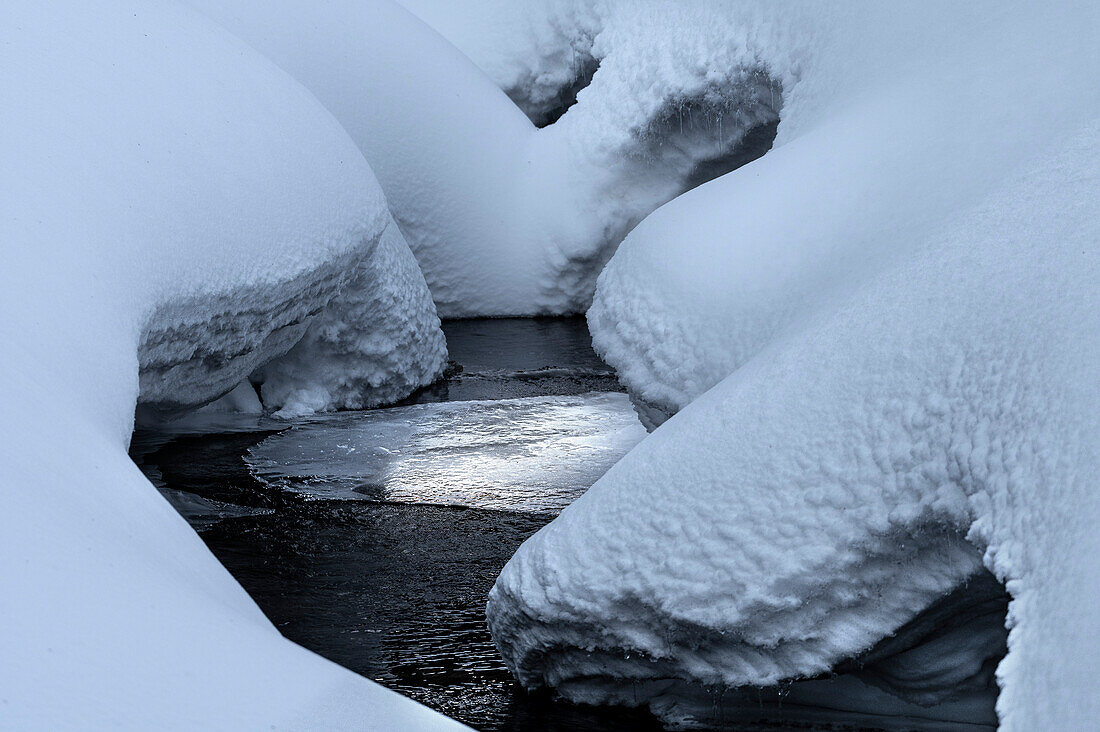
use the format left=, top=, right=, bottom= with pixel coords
left=130, top=317, right=1003, bottom=731
left=131, top=317, right=670, bottom=731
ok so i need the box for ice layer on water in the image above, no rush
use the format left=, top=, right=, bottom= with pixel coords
left=248, top=392, right=646, bottom=514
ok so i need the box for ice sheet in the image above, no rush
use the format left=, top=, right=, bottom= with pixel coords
left=247, top=392, right=646, bottom=513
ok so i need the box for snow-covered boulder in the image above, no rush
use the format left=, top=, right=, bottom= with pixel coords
left=0, top=1, right=456, bottom=727
left=488, top=2, right=1100, bottom=729
left=257, top=218, right=447, bottom=417
left=398, top=0, right=605, bottom=127
left=190, top=0, right=783, bottom=317
left=585, top=2, right=1100, bottom=429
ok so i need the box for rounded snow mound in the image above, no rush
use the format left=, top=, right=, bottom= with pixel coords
left=257, top=218, right=448, bottom=417
left=492, top=114, right=1100, bottom=731
left=489, top=2, right=1100, bottom=729
left=194, top=0, right=788, bottom=317
left=0, top=1, right=454, bottom=727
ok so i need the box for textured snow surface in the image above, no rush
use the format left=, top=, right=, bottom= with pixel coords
left=257, top=219, right=447, bottom=418
left=0, top=1, right=459, bottom=727
left=586, top=2, right=1100, bottom=428
left=136, top=200, right=444, bottom=420
left=248, top=392, right=646, bottom=513
left=488, top=3, right=1100, bottom=730
left=193, top=0, right=780, bottom=316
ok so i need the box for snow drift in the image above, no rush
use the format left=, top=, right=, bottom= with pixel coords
left=256, top=218, right=447, bottom=417
left=0, top=1, right=455, bottom=727
left=488, top=2, right=1100, bottom=730
left=190, top=0, right=782, bottom=317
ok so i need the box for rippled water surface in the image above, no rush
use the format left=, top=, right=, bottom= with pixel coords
left=132, top=317, right=672, bottom=731
left=131, top=317, right=1002, bottom=731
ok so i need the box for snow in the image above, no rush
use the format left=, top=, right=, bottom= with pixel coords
left=6, top=0, right=1097, bottom=727
left=257, top=219, right=447, bottom=418
left=399, top=0, right=605, bottom=127
left=247, top=392, right=646, bottom=513
left=190, top=0, right=781, bottom=317
left=1, top=1, right=459, bottom=727
left=585, top=2, right=1098, bottom=428
left=197, top=380, right=264, bottom=415
left=487, top=2, right=1100, bottom=730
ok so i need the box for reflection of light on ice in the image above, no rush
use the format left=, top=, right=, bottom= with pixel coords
left=246, top=392, right=647, bottom=513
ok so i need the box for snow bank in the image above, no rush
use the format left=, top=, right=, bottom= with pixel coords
left=257, top=219, right=447, bottom=417
left=587, top=2, right=1099, bottom=428
left=192, top=0, right=783, bottom=316
left=1, top=1, right=458, bottom=727
left=136, top=187, right=444, bottom=420
left=489, top=2, right=1100, bottom=729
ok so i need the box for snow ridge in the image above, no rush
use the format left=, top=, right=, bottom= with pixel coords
left=1, top=1, right=458, bottom=726
left=194, top=0, right=788, bottom=317
left=488, top=3, right=1100, bottom=729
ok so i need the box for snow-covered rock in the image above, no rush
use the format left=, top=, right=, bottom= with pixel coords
left=135, top=184, right=444, bottom=420
left=191, top=0, right=782, bottom=317
left=398, top=0, right=604, bottom=127
left=585, top=1, right=1100, bottom=429
left=488, top=2, right=1100, bottom=729
left=257, top=219, right=447, bottom=417
left=0, top=1, right=458, bottom=727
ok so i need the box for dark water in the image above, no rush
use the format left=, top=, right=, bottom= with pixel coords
left=404, top=316, right=622, bottom=403
left=131, top=317, right=1004, bottom=732
left=132, top=317, right=669, bottom=731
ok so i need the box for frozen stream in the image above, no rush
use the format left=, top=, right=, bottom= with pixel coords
left=247, top=392, right=646, bottom=512
left=131, top=317, right=1004, bottom=731
left=131, top=318, right=670, bottom=731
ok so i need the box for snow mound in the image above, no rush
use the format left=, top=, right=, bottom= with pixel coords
left=193, top=0, right=783, bottom=316
left=1, top=1, right=459, bottom=727
left=489, top=3, right=1100, bottom=729
left=587, top=2, right=1099, bottom=429
left=137, top=200, right=445, bottom=421
left=257, top=219, right=447, bottom=417
left=492, top=116, right=1100, bottom=731
left=399, top=0, right=604, bottom=127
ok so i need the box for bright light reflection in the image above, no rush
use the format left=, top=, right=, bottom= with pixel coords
left=246, top=392, right=647, bottom=514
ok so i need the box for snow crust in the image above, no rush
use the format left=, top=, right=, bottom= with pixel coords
left=197, top=380, right=264, bottom=415
left=192, top=0, right=782, bottom=316
left=488, top=2, right=1100, bottom=729
left=1, top=2, right=458, bottom=727
left=257, top=219, right=447, bottom=417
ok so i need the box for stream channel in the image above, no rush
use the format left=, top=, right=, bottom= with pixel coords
left=131, top=317, right=671, bottom=731
left=130, top=317, right=1001, bottom=731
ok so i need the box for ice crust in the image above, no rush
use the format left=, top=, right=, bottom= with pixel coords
left=1, top=2, right=459, bottom=727
left=487, top=2, right=1100, bottom=729
left=191, top=0, right=782, bottom=317
left=247, top=392, right=646, bottom=513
